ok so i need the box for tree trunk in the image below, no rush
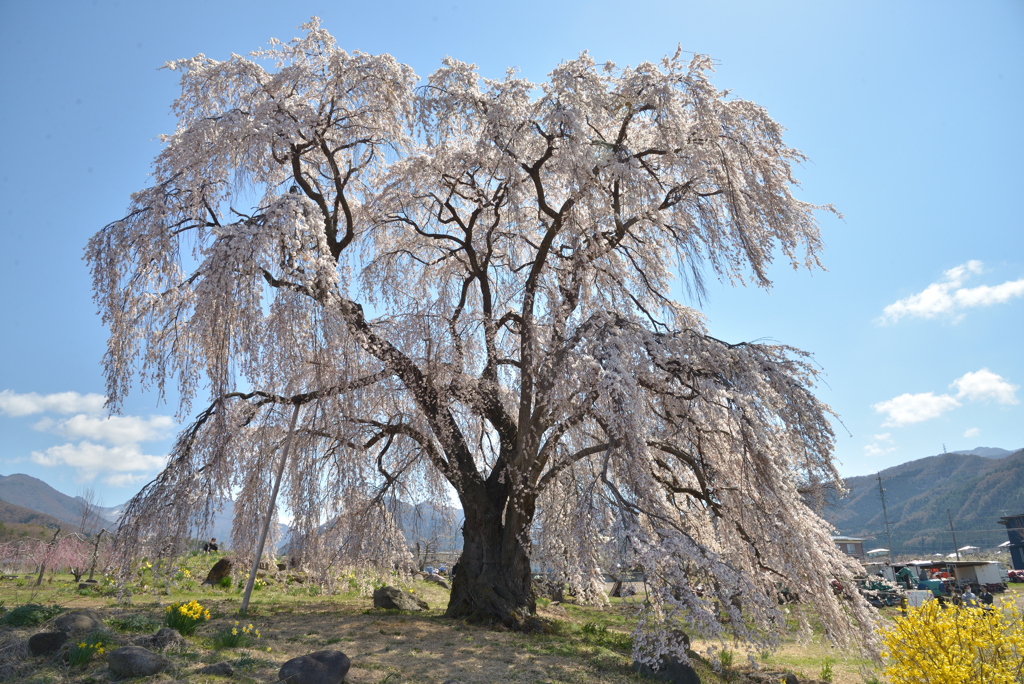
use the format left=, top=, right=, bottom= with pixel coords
left=445, top=486, right=538, bottom=630
left=35, top=527, right=60, bottom=587
left=87, top=529, right=105, bottom=581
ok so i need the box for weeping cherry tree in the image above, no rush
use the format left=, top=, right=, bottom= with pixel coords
left=88, top=19, right=877, bottom=661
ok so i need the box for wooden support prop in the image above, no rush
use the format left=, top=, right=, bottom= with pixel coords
left=240, top=402, right=301, bottom=615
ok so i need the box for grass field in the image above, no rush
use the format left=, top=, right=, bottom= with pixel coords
left=0, top=554, right=1019, bottom=684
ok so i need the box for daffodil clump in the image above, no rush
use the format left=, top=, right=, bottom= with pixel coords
left=214, top=620, right=261, bottom=649
left=164, top=599, right=210, bottom=635
left=67, top=638, right=106, bottom=666
left=883, top=598, right=1024, bottom=684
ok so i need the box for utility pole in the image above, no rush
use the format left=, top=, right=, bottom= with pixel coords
left=948, top=509, right=961, bottom=562
left=877, top=474, right=896, bottom=565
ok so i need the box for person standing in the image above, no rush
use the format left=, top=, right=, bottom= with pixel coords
left=979, top=586, right=994, bottom=608
left=962, top=586, right=977, bottom=607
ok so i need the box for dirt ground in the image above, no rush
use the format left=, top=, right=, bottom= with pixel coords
left=7, top=571, right=1019, bottom=683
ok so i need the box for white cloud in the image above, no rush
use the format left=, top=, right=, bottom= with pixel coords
left=2, top=388, right=176, bottom=485
left=872, top=392, right=961, bottom=427
left=103, top=473, right=150, bottom=488
left=879, top=261, right=1024, bottom=324
left=963, top=427, right=981, bottom=438
left=0, top=390, right=106, bottom=417
left=32, top=414, right=174, bottom=446
left=873, top=433, right=893, bottom=442
left=30, top=442, right=166, bottom=483
left=950, top=368, right=1019, bottom=405
left=864, top=443, right=896, bottom=457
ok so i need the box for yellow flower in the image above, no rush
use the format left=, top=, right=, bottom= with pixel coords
left=266, top=647, right=272, bottom=652
left=883, top=598, right=1024, bottom=683
left=232, top=628, right=238, bottom=635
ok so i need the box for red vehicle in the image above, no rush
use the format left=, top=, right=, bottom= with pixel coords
left=1008, top=569, right=1024, bottom=583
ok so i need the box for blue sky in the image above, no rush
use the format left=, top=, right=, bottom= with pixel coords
left=0, top=0, right=1021, bottom=506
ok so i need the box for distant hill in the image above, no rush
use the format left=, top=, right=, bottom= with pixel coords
left=0, top=473, right=115, bottom=527
left=950, top=447, right=1014, bottom=459
left=0, top=499, right=89, bottom=544
left=0, top=498, right=66, bottom=529
left=826, top=448, right=1024, bottom=556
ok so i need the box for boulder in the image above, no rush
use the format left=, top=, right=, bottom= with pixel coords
left=28, top=631, right=67, bottom=656
left=542, top=601, right=568, bottom=617
left=198, top=661, right=235, bottom=676
left=52, top=609, right=106, bottom=634
left=278, top=650, right=351, bottom=684
left=107, top=645, right=170, bottom=678
left=134, top=627, right=186, bottom=651
left=632, top=655, right=701, bottom=684
left=424, top=573, right=451, bottom=590
left=202, top=557, right=233, bottom=586
left=373, top=586, right=429, bottom=611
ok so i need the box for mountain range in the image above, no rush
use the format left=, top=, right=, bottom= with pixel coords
left=2, top=445, right=1020, bottom=557
left=0, top=472, right=464, bottom=553
left=824, top=446, right=1024, bottom=555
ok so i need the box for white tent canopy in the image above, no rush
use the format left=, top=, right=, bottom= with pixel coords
left=958, top=545, right=980, bottom=553
left=866, top=548, right=890, bottom=556
left=998, top=541, right=1011, bottom=548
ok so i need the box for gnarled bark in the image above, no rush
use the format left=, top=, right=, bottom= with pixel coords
left=445, top=484, right=538, bottom=630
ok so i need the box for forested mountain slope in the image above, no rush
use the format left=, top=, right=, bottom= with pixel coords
left=0, top=473, right=113, bottom=527
left=826, top=448, right=1024, bottom=555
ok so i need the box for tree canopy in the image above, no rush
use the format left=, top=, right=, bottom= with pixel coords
left=89, top=18, right=877, bottom=661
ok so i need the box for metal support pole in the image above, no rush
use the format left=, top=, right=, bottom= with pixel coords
left=878, top=474, right=896, bottom=566
left=240, top=402, right=301, bottom=616
left=948, top=509, right=961, bottom=562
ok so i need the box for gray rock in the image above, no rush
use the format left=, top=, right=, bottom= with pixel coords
left=373, top=585, right=429, bottom=611
left=28, top=631, right=67, bottom=656
left=198, top=661, right=235, bottom=676
left=108, top=645, right=170, bottom=678
left=783, top=675, right=799, bottom=684
left=632, top=655, right=701, bottom=684
left=278, top=650, right=351, bottom=684
left=202, top=557, right=233, bottom=586
left=52, top=609, right=106, bottom=634
left=543, top=601, right=568, bottom=617
left=424, top=573, right=451, bottom=590
left=133, top=627, right=186, bottom=651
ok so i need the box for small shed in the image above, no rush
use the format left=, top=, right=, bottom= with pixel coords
left=906, top=560, right=1006, bottom=588
left=832, top=536, right=867, bottom=560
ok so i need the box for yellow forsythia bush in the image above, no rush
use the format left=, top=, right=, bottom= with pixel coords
left=882, top=598, right=1024, bottom=683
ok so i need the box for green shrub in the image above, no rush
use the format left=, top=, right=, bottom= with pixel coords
left=219, top=576, right=232, bottom=588
left=164, top=600, right=209, bottom=635
left=0, top=603, right=63, bottom=627
left=720, top=648, right=734, bottom=668
left=213, top=621, right=260, bottom=649
left=820, top=656, right=835, bottom=683
left=67, top=632, right=107, bottom=666
left=108, top=614, right=161, bottom=633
